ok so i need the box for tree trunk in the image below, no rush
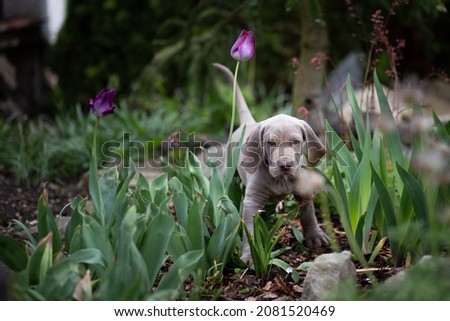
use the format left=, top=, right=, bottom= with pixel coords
left=292, top=1, right=329, bottom=134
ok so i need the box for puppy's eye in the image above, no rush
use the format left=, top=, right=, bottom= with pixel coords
left=293, top=139, right=301, bottom=145
left=267, top=141, right=277, bottom=147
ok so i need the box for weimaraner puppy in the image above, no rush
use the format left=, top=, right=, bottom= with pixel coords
left=213, top=63, right=329, bottom=263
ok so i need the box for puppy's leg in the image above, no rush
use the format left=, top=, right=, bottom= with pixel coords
left=241, top=190, right=269, bottom=264
left=241, top=207, right=255, bottom=264
left=299, top=200, right=329, bottom=248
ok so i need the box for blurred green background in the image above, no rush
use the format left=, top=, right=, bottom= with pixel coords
left=49, top=0, right=449, bottom=111
left=1, top=0, right=449, bottom=184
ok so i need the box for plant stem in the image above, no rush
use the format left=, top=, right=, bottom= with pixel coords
left=227, top=61, right=240, bottom=145
left=89, top=117, right=105, bottom=226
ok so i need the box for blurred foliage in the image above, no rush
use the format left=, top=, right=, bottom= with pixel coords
left=0, top=103, right=185, bottom=185
left=323, top=0, right=449, bottom=79
left=334, top=256, right=450, bottom=300
left=49, top=0, right=301, bottom=111
left=49, top=0, right=449, bottom=113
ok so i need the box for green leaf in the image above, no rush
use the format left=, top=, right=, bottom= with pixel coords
left=374, top=71, right=405, bottom=168
left=139, top=212, right=175, bottom=286
left=169, top=177, right=191, bottom=227
left=253, top=215, right=269, bottom=265
left=11, top=219, right=37, bottom=250
left=168, top=224, right=193, bottom=262
left=187, top=152, right=210, bottom=198
left=68, top=248, right=107, bottom=270
left=266, top=216, right=286, bottom=253
left=349, top=130, right=363, bottom=162
left=363, top=185, right=380, bottom=251
left=269, top=258, right=299, bottom=282
left=325, top=121, right=357, bottom=178
left=346, top=75, right=366, bottom=144
left=27, top=233, right=53, bottom=285
left=243, top=213, right=288, bottom=277
left=223, top=126, right=246, bottom=191
left=96, top=206, right=150, bottom=300
left=297, top=261, right=313, bottom=271
left=331, top=160, right=350, bottom=217
left=65, top=196, right=86, bottom=252
left=242, top=220, right=264, bottom=276
left=108, top=161, right=137, bottom=225
left=157, top=250, right=203, bottom=291
left=36, top=259, right=82, bottom=300
left=149, top=172, right=168, bottom=207
left=136, top=172, right=150, bottom=191
left=37, top=189, right=62, bottom=253
left=432, top=111, right=450, bottom=143
left=134, top=172, right=151, bottom=208
left=209, top=166, right=225, bottom=227
left=0, top=235, right=28, bottom=271
left=206, top=198, right=240, bottom=271
left=371, top=164, right=397, bottom=228
left=371, top=163, right=403, bottom=266
left=187, top=196, right=206, bottom=251
left=368, top=237, right=387, bottom=265
left=325, top=180, right=367, bottom=267
left=81, top=214, right=114, bottom=266
left=98, top=167, right=118, bottom=226
left=348, top=152, right=372, bottom=231
left=397, top=162, right=430, bottom=230
left=291, top=226, right=304, bottom=243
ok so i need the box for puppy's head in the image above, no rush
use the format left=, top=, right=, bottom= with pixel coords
left=240, top=115, right=325, bottom=177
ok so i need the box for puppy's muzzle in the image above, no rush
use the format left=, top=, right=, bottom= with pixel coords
left=269, top=155, right=299, bottom=178
left=277, top=157, right=295, bottom=171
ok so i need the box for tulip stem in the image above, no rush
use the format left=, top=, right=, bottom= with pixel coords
left=228, top=61, right=240, bottom=145
left=89, top=117, right=105, bottom=226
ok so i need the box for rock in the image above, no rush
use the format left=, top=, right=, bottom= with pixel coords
left=302, top=251, right=356, bottom=300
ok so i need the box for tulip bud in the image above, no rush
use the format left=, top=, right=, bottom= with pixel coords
left=89, top=88, right=117, bottom=117
left=230, top=30, right=255, bottom=61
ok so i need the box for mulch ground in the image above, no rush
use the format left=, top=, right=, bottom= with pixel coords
left=0, top=170, right=399, bottom=300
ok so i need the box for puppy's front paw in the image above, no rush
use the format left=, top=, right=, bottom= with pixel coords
left=240, top=251, right=253, bottom=266
left=240, top=242, right=253, bottom=266
left=304, top=228, right=330, bottom=249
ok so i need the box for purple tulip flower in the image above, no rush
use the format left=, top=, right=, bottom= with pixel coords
left=89, top=88, right=117, bottom=117
left=230, top=30, right=255, bottom=61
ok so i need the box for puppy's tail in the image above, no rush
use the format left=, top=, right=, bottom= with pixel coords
left=212, top=63, right=256, bottom=125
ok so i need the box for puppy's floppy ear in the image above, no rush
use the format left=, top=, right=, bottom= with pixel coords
left=297, top=120, right=325, bottom=167
left=240, top=124, right=264, bottom=174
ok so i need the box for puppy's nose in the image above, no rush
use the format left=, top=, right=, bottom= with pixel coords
left=278, top=158, right=294, bottom=171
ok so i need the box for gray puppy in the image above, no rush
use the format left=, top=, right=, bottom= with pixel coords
left=213, top=63, right=329, bottom=263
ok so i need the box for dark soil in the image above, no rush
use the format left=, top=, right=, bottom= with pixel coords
left=0, top=170, right=399, bottom=300
left=0, top=171, right=82, bottom=237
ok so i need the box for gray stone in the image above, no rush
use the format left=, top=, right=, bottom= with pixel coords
left=302, top=250, right=356, bottom=300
